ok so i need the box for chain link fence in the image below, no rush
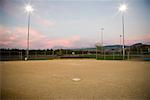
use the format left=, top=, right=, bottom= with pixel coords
left=1, top=50, right=150, bottom=61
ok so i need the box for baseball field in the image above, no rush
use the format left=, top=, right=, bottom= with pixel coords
left=1, top=59, right=150, bottom=100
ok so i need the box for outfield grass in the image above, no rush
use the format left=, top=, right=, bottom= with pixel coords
left=1, top=60, right=150, bottom=100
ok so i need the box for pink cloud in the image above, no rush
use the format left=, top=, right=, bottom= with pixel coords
left=125, top=34, right=150, bottom=45
left=45, top=36, right=80, bottom=48
left=34, top=14, right=56, bottom=28
left=1, top=25, right=149, bottom=49
left=39, top=18, right=56, bottom=28
left=0, top=26, right=80, bottom=49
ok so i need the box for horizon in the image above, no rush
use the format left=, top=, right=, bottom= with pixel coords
left=0, top=0, right=150, bottom=49
left=1, top=42, right=149, bottom=50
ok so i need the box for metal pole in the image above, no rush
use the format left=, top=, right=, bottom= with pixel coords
left=53, top=50, right=54, bottom=55
left=122, top=13, right=125, bottom=60
left=127, top=51, right=130, bottom=60
left=101, top=28, right=104, bottom=59
left=113, top=51, right=115, bottom=60
left=101, top=28, right=103, bottom=48
left=27, top=12, right=31, bottom=60
left=96, top=46, right=98, bottom=60
left=66, top=50, right=68, bottom=55
left=20, top=52, right=22, bottom=60
left=120, top=35, right=122, bottom=55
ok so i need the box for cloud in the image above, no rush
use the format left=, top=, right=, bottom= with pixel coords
left=126, top=34, right=150, bottom=45
left=34, top=14, right=56, bottom=28
left=44, top=36, right=80, bottom=49
left=0, top=0, right=56, bottom=29
left=0, top=25, right=149, bottom=49
left=0, top=26, right=80, bottom=49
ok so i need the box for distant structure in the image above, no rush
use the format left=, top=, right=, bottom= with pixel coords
left=128, top=43, right=150, bottom=54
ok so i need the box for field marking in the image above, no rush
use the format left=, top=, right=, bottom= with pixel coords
left=72, top=78, right=81, bottom=82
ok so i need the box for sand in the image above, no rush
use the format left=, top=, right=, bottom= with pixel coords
left=1, top=59, right=150, bottom=100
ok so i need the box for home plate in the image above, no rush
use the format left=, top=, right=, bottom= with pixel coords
left=72, top=78, right=81, bottom=82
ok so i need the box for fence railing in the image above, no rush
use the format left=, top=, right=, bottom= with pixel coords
left=0, top=51, right=150, bottom=61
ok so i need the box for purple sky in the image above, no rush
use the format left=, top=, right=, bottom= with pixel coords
left=0, top=0, right=150, bottom=49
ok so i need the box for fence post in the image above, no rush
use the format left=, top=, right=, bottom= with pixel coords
left=9, top=51, right=11, bottom=60
left=104, top=50, right=105, bottom=60
left=53, top=50, right=54, bottom=55
left=45, top=51, right=46, bottom=56
left=96, top=47, right=98, bottom=60
left=66, top=50, right=68, bottom=55
left=127, top=51, right=130, bottom=60
left=113, top=52, right=115, bottom=60
left=20, top=52, right=22, bottom=60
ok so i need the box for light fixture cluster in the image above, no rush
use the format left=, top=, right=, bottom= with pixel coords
left=119, top=4, right=128, bottom=12
left=25, top=5, right=34, bottom=13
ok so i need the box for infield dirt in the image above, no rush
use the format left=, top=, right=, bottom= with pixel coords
left=1, top=59, right=150, bottom=100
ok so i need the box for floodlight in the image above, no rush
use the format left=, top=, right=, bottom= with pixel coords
left=119, top=4, right=127, bottom=12
left=25, top=5, right=34, bottom=13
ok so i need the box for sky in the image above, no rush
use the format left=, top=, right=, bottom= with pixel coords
left=0, top=0, right=150, bottom=49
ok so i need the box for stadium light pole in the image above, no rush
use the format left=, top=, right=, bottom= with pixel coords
left=101, top=28, right=104, bottom=59
left=25, top=4, right=34, bottom=60
left=101, top=28, right=104, bottom=48
left=120, top=35, right=122, bottom=55
left=119, top=4, right=127, bottom=60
